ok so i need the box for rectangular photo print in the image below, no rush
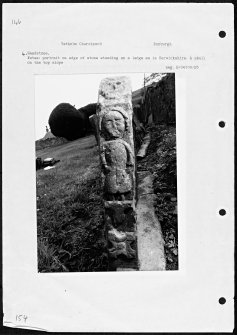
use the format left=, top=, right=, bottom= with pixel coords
left=35, top=72, right=177, bottom=272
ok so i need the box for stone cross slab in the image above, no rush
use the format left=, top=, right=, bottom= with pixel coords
left=97, top=76, right=138, bottom=271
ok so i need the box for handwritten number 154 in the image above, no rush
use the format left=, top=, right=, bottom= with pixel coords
left=16, top=315, right=28, bottom=323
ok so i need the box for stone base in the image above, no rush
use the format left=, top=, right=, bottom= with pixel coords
left=105, top=201, right=138, bottom=271
left=109, top=257, right=138, bottom=271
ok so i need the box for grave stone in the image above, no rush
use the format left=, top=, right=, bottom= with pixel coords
left=97, top=76, right=138, bottom=270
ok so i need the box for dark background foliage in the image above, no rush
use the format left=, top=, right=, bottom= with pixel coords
left=49, top=103, right=87, bottom=140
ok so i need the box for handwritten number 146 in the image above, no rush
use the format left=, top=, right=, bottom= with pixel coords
left=12, top=19, right=21, bottom=25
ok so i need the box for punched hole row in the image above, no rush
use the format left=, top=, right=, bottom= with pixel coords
left=218, top=29, right=227, bottom=307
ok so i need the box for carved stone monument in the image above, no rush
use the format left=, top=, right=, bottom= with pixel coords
left=97, top=76, right=138, bottom=270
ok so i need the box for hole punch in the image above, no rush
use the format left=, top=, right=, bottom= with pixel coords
left=219, top=31, right=226, bottom=38
left=219, top=209, right=226, bottom=216
left=219, top=297, right=226, bottom=305
left=218, top=121, right=226, bottom=128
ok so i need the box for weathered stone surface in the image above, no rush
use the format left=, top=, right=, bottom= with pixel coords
left=97, top=76, right=137, bottom=270
left=98, top=77, right=136, bottom=201
left=98, top=76, right=132, bottom=104
left=108, top=228, right=136, bottom=259
left=136, top=132, right=151, bottom=160
left=104, top=201, right=135, bottom=231
left=137, top=171, right=154, bottom=195
left=98, top=77, right=134, bottom=151
left=101, top=139, right=133, bottom=199
left=136, top=171, right=166, bottom=271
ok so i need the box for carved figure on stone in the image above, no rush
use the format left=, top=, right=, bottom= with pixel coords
left=108, top=228, right=136, bottom=259
left=100, top=108, right=129, bottom=140
left=99, top=77, right=129, bottom=100
left=104, top=201, right=135, bottom=230
left=97, top=76, right=138, bottom=270
left=100, top=110, right=134, bottom=200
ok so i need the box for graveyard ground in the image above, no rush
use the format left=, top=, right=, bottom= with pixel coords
left=36, top=135, right=108, bottom=272
left=36, top=125, right=178, bottom=272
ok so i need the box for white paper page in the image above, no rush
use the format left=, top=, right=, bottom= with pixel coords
left=2, top=3, right=234, bottom=332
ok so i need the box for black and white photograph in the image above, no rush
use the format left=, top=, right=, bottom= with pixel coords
left=3, top=3, right=234, bottom=332
left=35, top=73, right=177, bottom=272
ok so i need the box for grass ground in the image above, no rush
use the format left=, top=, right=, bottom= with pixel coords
left=36, top=135, right=108, bottom=272
left=37, top=128, right=177, bottom=272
